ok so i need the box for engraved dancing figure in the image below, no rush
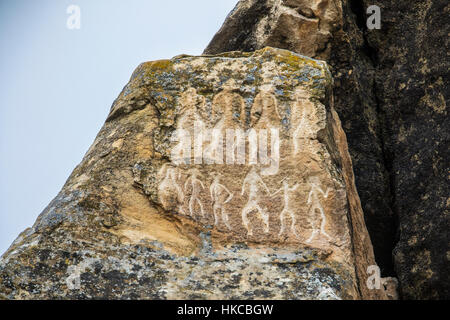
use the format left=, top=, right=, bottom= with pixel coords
left=306, top=176, right=332, bottom=243
left=210, top=174, right=233, bottom=229
left=185, top=168, right=206, bottom=218
left=241, top=167, right=271, bottom=236
left=158, top=165, right=186, bottom=215
left=272, top=178, right=300, bottom=237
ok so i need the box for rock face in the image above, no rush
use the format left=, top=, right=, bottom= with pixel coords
left=0, top=48, right=387, bottom=299
left=205, top=0, right=341, bottom=61
left=205, top=0, right=449, bottom=299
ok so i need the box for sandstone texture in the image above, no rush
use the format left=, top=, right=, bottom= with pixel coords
left=205, top=0, right=449, bottom=299
left=0, top=48, right=387, bottom=300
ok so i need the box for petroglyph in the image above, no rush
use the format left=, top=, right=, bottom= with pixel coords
left=184, top=168, right=206, bottom=218
left=160, top=88, right=337, bottom=242
left=306, top=176, right=332, bottom=243
left=272, top=178, right=300, bottom=237
left=251, top=90, right=281, bottom=128
left=250, top=90, right=281, bottom=175
left=241, top=167, right=271, bottom=236
left=170, top=88, right=281, bottom=171
left=212, top=88, right=245, bottom=128
left=259, top=128, right=280, bottom=176
left=154, top=58, right=347, bottom=248
left=0, top=48, right=385, bottom=301
left=210, top=173, right=233, bottom=229
left=157, top=164, right=186, bottom=215
left=292, top=90, right=316, bottom=155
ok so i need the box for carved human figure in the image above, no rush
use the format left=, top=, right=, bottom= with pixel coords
left=293, top=107, right=307, bottom=154
left=250, top=89, right=281, bottom=128
left=272, top=178, right=300, bottom=237
left=177, top=88, right=208, bottom=165
left=184, top=168, right=206, bottom=218
left=250, top=90, right=281, bottom=175
left=178, top=87, right=206, bottom=130
left=305, top=176, right=332, bottom=243
left=209, top=173, right=233, bottom=229
left=241, top=167, right=271, bottom=236
left=209, top=89, right=245, bottom=166
left=158, top=164, right=185, bottom=215
left=292, top=89, right=315, bottom=155
left=212, top=88, right=245, bottom=129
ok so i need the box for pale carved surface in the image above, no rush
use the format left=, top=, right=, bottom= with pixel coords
left=156, top=79, right=350, bottom=252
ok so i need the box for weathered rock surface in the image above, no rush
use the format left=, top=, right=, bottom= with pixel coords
left=0, top=48, right=387, bottom=299
left=205, top=0, right=449, bottom=299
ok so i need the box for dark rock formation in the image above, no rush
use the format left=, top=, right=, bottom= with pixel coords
left=205, top=0, right=449, bottom=299
left=368, top=0, right=449, bottom=300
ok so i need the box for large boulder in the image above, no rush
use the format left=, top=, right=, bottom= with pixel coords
left=0, top=48, right=386, bottom=300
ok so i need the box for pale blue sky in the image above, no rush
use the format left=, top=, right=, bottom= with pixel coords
left=0, top=0, right=238, bottom=255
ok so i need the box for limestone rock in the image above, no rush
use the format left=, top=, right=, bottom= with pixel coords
left=205, top=0, right=449, bottom=299
left=0, top=48, right=386, bottom=299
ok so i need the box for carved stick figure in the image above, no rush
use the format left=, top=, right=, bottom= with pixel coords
left=305, top=176, right=332, bottom=243
left=184, top=168, right=206, bottom=217
left=158, top=164, right=186, bottom=215
left=210, top=174, right=233, bottom=229
left=241, top=167, right=271, bottom=236
left=293, top=106, right=316, bottom=155
left=272, top=178, right=300, bottom=237
left=293, top=108, right=306, bottom=155
left=292, top=91, right=315, bottom=155
left=251, top=90, right=281, bottom=128
left=212, top=89, right=245, bottom=129
left=178, top=88, right=206, bottom=128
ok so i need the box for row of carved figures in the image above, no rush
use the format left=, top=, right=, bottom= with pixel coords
left=158, top=165, right=333, bottom=242
left=176, top=87, right=318, bottom=156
